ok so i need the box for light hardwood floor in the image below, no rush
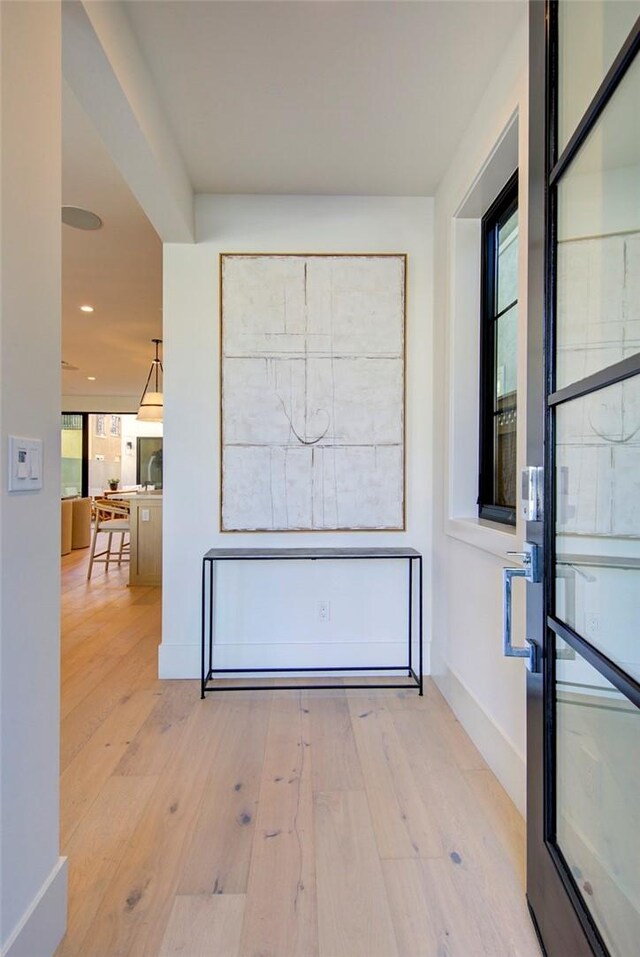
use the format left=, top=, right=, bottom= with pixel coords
left=56, top=548, right=541, bottom=957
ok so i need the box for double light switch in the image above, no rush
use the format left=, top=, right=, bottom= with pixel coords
left=8, top=436, right=43, bottom=491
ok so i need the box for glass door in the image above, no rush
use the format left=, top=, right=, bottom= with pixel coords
left=526, top=4, right=640, bottom=956
left=61, top=413, right=87, bottom=497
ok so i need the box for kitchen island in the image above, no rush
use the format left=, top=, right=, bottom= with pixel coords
left=128, top=492, right=162, bottom=586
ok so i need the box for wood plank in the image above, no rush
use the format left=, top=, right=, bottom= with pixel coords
left=72, top=698, right=230, bottom=957
left=347, top=694, right=441, bottom=860
left=178, top=696, right=269, bottom=896
left=382, top=859, right=442, bottom=957
left=464, top=768, right=526, bottom=885
left=60, top=637, right=158, bottom=770
left=389, top=710, right=507, bottom=871
left=306, top=692, right=364, bottom=792
left=384, top=855, right=539, bottom=956
left=62, top=581, right=135, bottom=639
left=60, top=611, right=160, bottom=716
left=448, top=857, right=540, bottom=956
left=61, top=600, right=157, bottom=682
left=115, top=679, right=195, bottom=777
left=382, top=678, right=456, bottom=716
left=60, top=687, right=158, bottom=846
left=388, top=686, right=487, bottom=777
left=239, top=695, right=318, bottom=957
left=435, top=710, right=487, bottom=771
left=315, top=790, right=399, bottom=957
left=159, top=894, right=245, bottom=957
left=405, top=857, right=491, bottom=956
left=390, top=706, right=465, bottom=774
left=56, top=775, right=158, bottom=957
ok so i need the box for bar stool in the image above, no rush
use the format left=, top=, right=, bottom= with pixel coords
left=87, top=498, right=130, bottom=580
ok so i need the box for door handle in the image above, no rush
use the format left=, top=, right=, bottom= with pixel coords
left=503, top=542, right=541, bottom=673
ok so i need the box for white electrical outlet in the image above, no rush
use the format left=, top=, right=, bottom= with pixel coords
left=318, top=601, right=330, bottom=622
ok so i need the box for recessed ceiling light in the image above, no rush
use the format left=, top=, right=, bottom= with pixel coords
left=80, top=305, right=94, bottom=313
left=61, top=206, right=103, bottom=231
left=87, top=376, right=96, bottom=381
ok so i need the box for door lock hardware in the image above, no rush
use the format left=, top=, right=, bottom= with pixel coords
left=503, top=542, right=541, bottom=673
left=521, top=466, right=544, bottom=521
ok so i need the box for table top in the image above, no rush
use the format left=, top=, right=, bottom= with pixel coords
left=203, top=546, right=421, bottom=560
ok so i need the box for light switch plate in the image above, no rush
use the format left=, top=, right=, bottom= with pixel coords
left=8, top=436, right=43, bottom=491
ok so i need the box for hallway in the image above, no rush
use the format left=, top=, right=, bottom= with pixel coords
left=56, top=550, right=540, bottom=957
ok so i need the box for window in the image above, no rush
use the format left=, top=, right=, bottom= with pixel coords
left=479, top=171, right=518, bottom=526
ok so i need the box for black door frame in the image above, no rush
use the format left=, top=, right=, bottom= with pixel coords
left=61, top=411, right=90, bottom=498
left=526, top=4, right=640, bottom=956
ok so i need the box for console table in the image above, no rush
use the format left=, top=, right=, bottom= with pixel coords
left=201, top=547, right=422, bottom=696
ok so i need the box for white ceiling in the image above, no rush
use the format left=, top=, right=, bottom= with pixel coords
left=62, top=83, right=162, bottom=399
left=124, top=0, right=525, bottom=195
left=62, top=0, right=525, bottom=398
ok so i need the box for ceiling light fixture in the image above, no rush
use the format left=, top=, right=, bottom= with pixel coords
left=87, top=376, right=96, bottom=381
left=137, top=338, right=163, bottom=422
left=61, top=206, right=103, bottom=230
left=80, top=305, right=94, bottom=313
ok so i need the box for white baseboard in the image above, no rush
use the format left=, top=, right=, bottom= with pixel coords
left=434, top=666, right=526, bottom=817
left=2, top=857, right=67, bottom=957
left=158, top=641, right=200, bottom=678
left=159, top=640, right=430, bottom=680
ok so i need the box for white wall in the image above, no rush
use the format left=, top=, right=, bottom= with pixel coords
left=0, top=4, right=67, bottom=955
left=431, top=16, right=530, bottom=814
left=61, top=394, right=138, bottom=414
left=162, top=195, right=433, bottom=678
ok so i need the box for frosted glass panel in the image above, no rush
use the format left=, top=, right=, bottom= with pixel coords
left=556, top=637, right=640, bottom=957
left=555, top=377, right=640, bottom=680
left=556, top=50, right=640, bottom=390
left=558, top=0, right=640, bottom=152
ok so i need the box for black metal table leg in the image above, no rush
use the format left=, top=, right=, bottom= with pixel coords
left=418, top=555, right=423, bottom=695
left=408, top=556, right=413, bottom=678
left=200, top=559, right=206, bottom=699
left=208, top=559, right=214, bottom=689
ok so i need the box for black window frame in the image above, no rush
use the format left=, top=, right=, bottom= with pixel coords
left=478, top=169, right=519, bottom=527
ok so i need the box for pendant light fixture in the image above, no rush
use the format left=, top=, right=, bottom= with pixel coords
left=137, top=338, right=163, bottom=422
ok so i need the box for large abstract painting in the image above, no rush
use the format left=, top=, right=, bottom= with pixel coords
left=220, top=253, right=406, bottom=531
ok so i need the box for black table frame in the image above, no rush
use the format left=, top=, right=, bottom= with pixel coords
left=201, top=547, right=423, bottom=696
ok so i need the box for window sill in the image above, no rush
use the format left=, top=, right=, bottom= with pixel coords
left=446, top=515, right=518, bottom=561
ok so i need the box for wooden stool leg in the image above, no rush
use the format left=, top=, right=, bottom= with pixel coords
left=118, top=532, right=125, bottom=565
left=106, top=531, right=113, bottom=570
left=87, top=522, right=99, bottom=580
